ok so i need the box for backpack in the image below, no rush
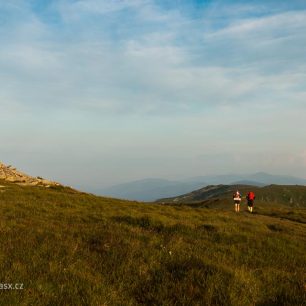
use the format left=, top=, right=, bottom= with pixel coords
left=248, top=192, right=255, bottom=200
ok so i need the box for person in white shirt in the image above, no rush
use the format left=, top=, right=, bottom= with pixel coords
left=233, top=190, right=242, bottom=212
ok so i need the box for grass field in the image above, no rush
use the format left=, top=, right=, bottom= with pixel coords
left=158, top=184, right=306, bottom=211
left=0, top=180, right=305, bottom=305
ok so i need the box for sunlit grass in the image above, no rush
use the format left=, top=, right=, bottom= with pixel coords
left=0, top=180, right=305, bottom=305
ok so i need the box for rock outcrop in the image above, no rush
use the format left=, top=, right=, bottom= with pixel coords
left=0, top=162, right=60, bottom=187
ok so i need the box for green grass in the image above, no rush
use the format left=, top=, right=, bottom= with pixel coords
left=158, top=184, right=306, bottom=210
left=0, top=180, right=305, bottom=305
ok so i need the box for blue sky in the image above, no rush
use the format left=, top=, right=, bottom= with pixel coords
left=1, top=0, right=306, bottom=190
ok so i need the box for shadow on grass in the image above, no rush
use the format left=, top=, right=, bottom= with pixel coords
left=133, top=256, right=232, bottom=305
left=266, top=224, right=284, bottom=232
left=111, top=215, right=191, bottom=235
left=196, top=224, right=218, bottom=232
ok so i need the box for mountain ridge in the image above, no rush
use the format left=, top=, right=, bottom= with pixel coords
left=99, top=172, right=306, bottom=201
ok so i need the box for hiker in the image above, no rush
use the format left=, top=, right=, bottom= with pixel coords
left=246, top=191, right=255, bottom=213
left=233, top=190, right=242, bottom=212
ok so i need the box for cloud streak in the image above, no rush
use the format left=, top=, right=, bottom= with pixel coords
left=1, top=1, right=306, bottom=114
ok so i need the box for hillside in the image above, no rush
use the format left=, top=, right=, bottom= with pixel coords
left=0, top=179, right=305, bottom=305
left=0, top=161, right=59, bottom=187
left=157, top=184, right=306, bottom=209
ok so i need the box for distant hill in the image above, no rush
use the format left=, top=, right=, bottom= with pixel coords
left=247, top=172, right=306, bottom=185
left=157, top=184, right=252, bottom=205
left=230, top=180, right=265, bottom=187
left=186, top=172, right=306, bottom=186
left=98, top=172, right=306, bottom=201
left=100, top=178, right=206, bottom=201
left=157, top=184, right=306, bottom=209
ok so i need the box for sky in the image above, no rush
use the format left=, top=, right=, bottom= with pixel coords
left=0, top=0, right=306, bottom=190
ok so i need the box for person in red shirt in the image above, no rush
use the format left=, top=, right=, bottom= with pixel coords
left=246, top=191, right=255, bottom=213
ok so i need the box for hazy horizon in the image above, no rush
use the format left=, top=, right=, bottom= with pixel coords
left=1, top=0, right=306, bottom=191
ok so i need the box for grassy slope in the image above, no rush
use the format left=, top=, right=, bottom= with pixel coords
left=0, top=181, right=305, bottom=305
left=158, top=184, right=306, bottom=209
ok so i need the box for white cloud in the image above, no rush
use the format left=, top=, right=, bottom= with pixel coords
left=57, top=0, right=149, bottom=22
left=206, top=10, right=306, bottom=38
left=1, top=1, right=305, bottom=114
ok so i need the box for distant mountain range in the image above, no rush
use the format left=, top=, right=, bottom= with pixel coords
left=99, top=178, right=205, bottom=202
left=99, top=172, right=306, bottom=201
